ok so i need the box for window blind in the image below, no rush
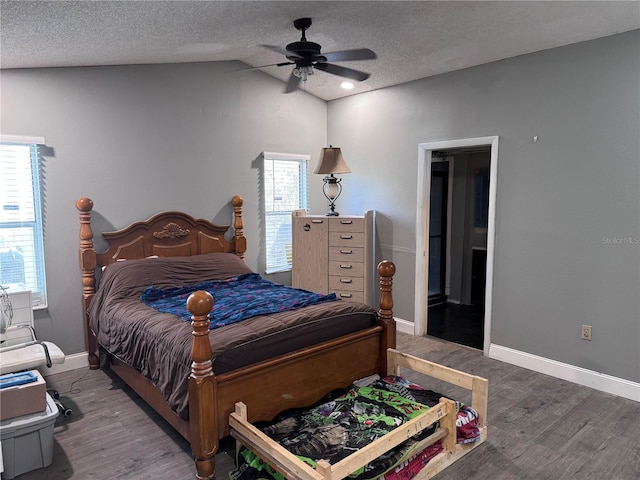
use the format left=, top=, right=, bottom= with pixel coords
left=0, top=142, right=47, bottom=308
left=263, top=152, right=309, bottom=274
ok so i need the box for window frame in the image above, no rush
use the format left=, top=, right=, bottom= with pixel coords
left=262, top=151, right=309, bottom=275
left=0, top=135, right=47, bottom=309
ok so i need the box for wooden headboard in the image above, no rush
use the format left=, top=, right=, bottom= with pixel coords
left=76, top=194, right=246, bottom=368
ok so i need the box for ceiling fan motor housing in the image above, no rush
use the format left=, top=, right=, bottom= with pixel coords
left=286, top=41, right=325, bottom=65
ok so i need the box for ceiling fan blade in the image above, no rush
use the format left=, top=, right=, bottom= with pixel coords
left=321, top=48, right=377, bottom=63
left=261, top=44, right=303, bottom=59
left=284, top=71, right=301, bottom=93
left=315, top=62, right=370, bottom=82
left=237, top=61, right=295, bottom=72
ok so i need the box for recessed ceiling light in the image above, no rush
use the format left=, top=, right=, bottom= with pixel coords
left=340, top=81, right=354, bottom=90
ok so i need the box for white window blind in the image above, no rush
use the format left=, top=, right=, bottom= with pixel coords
left=263, top=152, right=309, bottom=274
left=0, top=141, right=47, bottom=308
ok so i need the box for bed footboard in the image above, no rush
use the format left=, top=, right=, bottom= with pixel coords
left=187, top=260, right=397, bottom=480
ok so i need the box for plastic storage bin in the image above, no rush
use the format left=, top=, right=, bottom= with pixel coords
left=0, top=392, right=58, bottom=479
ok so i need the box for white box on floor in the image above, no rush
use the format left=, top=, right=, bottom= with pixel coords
left=0, top=392, right=58, bottom=479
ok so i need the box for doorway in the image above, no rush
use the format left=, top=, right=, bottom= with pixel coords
left=414, top=136, right=498, bottom=354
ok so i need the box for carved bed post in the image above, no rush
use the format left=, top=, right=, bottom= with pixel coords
left=377, top=260, right=396, bottom=376
left=231, top=195, right=246, bottom=260
left=187, top=291, right=218, bottom=480
left=76, top=197, right=100, bottom=370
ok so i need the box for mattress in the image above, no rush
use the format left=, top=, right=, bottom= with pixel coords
left=88, top=253, right=378, bottom=419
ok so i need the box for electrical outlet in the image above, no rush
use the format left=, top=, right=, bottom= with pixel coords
left=581, top=325, right=592, bottom=341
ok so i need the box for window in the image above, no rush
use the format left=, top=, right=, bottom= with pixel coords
left=0, top=138, right=47, bottom=308
left=263, top=152, right=309, bottom=274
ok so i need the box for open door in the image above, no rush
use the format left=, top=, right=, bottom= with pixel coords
left=428, top=161, right=449, bottom=305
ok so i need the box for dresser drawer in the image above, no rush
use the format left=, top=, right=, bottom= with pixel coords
left=329, top=218, right=364, bottom=233
left=334, top=291, right=365, bottom=303
left=329, top=275, right=364, bottom=292
left=329, top=246, right=364, bottom=262
left=329, top=261, right=364, bottom=277
left=329, top=231, right=365, bottom=247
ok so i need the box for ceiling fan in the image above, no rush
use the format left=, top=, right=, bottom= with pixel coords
left=260, top=18, right=377, bottom=93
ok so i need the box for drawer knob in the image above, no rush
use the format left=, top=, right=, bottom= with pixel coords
left=340, top=293, right=353, bottom=298
left=340, top=220, right=353, bottom=224
left=339, top=264, right=352, bottom=269
left=311, top=219, right=324, bottom=224
left=340, top=234, right=353, bottom=239
left=340, top=249, right=353, bottom=254
left=340, top=278, right=353, bottom=284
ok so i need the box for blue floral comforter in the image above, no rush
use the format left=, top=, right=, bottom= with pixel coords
left=140, top=273, right=337, bottom=329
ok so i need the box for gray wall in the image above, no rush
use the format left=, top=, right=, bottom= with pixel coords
left=1, top=61, right=327, bottom=356
left=2, top=31, right=638, bottom=385
left=328, top=31, right=640, bottom=383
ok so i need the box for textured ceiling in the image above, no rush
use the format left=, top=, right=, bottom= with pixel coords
left=1, top=1, right=639, bottom=101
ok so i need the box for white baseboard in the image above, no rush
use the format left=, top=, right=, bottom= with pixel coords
left=489, top=344, right=640, bottom=403
left=395, top=317, right=415, bottom=335
left=38, top=352, right=88, bottom=377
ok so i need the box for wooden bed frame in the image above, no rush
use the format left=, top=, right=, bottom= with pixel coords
left=76, top=195, right=397, bottom=479
left=230, top=349, right=488, bottom=480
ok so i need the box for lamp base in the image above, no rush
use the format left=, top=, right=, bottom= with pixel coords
left=322, top=175, right=343, bottom=217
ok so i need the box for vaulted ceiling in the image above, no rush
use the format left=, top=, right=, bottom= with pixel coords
left=1, top=1, right=639, bottom=101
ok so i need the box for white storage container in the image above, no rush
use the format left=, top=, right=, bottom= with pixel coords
left=0, top=392, right=58, bottom=479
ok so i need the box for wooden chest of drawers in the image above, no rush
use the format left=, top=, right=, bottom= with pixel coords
left=292, top=211, right=374, bottom=306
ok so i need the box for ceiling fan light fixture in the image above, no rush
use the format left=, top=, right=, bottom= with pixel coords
left=340, top=81, right=354, bottom=90
left=293, top=66, right=314, bottom=82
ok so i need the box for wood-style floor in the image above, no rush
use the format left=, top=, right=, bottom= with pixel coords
left=16, top=332, right=640, bottom=480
